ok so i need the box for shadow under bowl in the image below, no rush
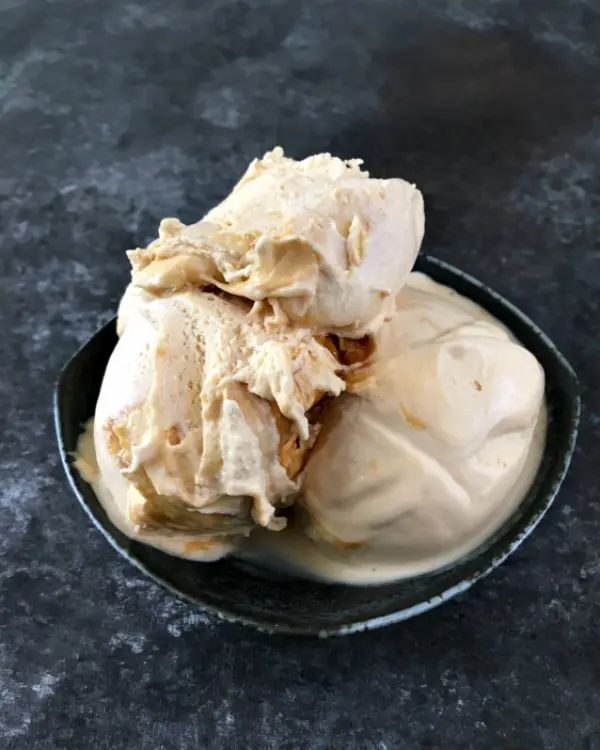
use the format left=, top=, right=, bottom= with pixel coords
left=54, top=255, right=580, bottom=637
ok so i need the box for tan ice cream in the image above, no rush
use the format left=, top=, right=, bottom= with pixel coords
left=242, top=274, right=546, bottom=583
left=85, top=285, right=343, bottom=560
left=127, top=147, right=425, bottom=337
left=74, top=147, right=547, bottom=583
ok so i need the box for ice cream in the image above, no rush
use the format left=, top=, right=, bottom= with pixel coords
left=74, top=147, right=427, bottom=560
left=252, top=273, right=545, bottom=583
left=84, top=284, right=348, bottom=559
left=127, top=147, right=425, bottom=337
left=74, top=146, right=547, bottom=584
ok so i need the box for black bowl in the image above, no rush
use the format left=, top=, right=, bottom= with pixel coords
left=54, top=256, right=580, bottom=637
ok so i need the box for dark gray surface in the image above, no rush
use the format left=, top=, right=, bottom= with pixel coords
left=1, top=0, right=598, bottom=747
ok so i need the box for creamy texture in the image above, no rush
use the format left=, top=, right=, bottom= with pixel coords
left=116, top=284, right=343, bottom=441
left=238, top=274, right=546, bottom=584
left=89, top=286, right=343, bottom=559
left=127, top=147, right=425, bottom=337
left=74, top=147, right=547, bottom=584
left=75, top=419, right=237, bottom=560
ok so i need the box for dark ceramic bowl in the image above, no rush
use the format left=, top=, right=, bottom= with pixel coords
left=54, top=255, right=580, bottom=637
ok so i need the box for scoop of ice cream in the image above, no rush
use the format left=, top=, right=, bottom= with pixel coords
left=298, top=273, right=546, bottom=581
left=127, top=147, right=425, bottom=337
left=92, top=286, right=344, bottom=558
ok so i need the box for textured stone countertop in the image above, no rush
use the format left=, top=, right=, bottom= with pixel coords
left=1, top=1, right=599, bottom=747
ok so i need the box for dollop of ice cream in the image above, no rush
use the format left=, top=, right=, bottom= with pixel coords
left=296, top=274, right=546, bottom=582
left=91, top=285, right=343, bottom=559
left=127, top=147, right=425, bottom=337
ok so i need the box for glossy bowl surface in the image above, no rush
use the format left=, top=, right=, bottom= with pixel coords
left=54, top=256, right=580, bottom=636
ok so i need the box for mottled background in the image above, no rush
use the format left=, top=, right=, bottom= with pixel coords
left=1, top=0, right=599, bottom=747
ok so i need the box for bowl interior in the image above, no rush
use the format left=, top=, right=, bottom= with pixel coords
left=54, top=255, right=580, bottom=636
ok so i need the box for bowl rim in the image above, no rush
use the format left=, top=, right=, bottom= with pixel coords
left=54, top=254, right=581, bottom=637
